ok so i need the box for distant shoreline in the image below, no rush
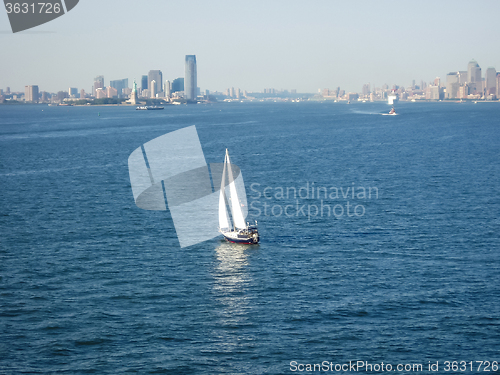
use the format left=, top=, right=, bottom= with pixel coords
left=1, top=99, right=499, bottom=106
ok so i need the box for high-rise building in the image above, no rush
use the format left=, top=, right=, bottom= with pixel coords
left=457, top=85, right=469, bottom=99
left=110, top=78, right=129, bottom=97
left=141, top=75, right=148, bottom=91
left=497, top=73, right=500, bottom=97
left=95, top=88, right=106, bottom=99
left=446, top=72, right=459, bottom=99
left=347, top=92, right=359, bottom=101
left=25, top=85, right=39, bottom=102
left=362, top=83, right=370, bottom=97
left=185, top=55, right=197, bottom=101
left=80, top=89, right=85, bottom=99
left=467, top=60, right=481, bottom=92
left=69, top=87, right=78, bottom=97
left=150, top=80, right=156, bottom=98
left=57, top=91, right=68, bottom=101
left=485, top=67, right=497, bottom=96
left=458, top=71, right=468, bottom=84
left=106, top=86, right=118, bottom=98
left=93, top=76, right=104, bottom=96
left=426, top=85, right=443, bottom=100
left=148, top=70, right=162, bottom=97
left=172, top=78, right=184, bottom=93
left=164, top=80, right=171, bottom=98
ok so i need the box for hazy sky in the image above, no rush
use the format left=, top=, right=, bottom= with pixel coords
left=1, top=0, right=500, bottom=93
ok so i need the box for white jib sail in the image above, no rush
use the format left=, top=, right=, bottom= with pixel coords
left=218, top=152, right=231, bottom=231
left=225, top=150, right=247, bottom=230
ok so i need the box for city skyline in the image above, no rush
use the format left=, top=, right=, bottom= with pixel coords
left=3, top=56, right=499, bottom=103
left=1, top=0, right=500, bottom=93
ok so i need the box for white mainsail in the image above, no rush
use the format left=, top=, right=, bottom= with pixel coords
left=225, top=150, right=247, bottom=230
left=218, top=152, right=231, bottom=230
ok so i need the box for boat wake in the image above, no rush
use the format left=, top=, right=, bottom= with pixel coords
left=349, top=110, right=383, bottom=115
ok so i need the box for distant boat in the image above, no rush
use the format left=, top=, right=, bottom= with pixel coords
left=219, top=149, right=259, bottom=244
left=136, top=106, right=164, bottom=110
left=388, top=91, right=399, bottom=105
left=382, top=106, right=397, bottom=116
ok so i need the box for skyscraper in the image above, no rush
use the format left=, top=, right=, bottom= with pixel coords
left=25, top=85, right=39, bottom=102
left=467, top=60, right=481, bottom=92
left=458, top=71, right=468, bottom=84
left=185, top=55, right=197, bottom=101
left=496, top=73, right=500, bottom=97
left=164, top=80, right=171, bottom=98
left=172, top=78, right=184, bottom=93
left=106, top=86, right=118, bottom=98
left=362, top=83, right=370, bottom=97
left=148, top=70, right=163, bottom=97
left=93, top=76, right=104, bottom=96
left=446, top=72, right=459, bottom=99
left=95, top=88, right=106, bottom=99
left=110, top=78, right=129, bottom=98
left=141, top=75, right=148, bottom=91
left=150, top=80, right=156, bottom=98
left=485, top=67, right=497, bottom=96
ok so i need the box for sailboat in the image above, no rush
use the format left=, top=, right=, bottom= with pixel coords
left=219, top=149, right=259, bottom=244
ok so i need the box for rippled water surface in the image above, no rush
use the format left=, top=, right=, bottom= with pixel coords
left=1, top=102, right=499, bottom=374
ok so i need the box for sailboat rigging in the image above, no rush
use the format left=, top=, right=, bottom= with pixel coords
left=218, top=149, right=259, bottom=244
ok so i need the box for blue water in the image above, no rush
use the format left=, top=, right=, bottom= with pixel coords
left=1, top=102, right=499, bottom=374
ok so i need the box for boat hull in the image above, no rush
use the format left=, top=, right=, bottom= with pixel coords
left=136, top=106, right=164, bottom=110
left=221, top=230, right=259, bottom=244
left=223, top=236, right=259, bottom=244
